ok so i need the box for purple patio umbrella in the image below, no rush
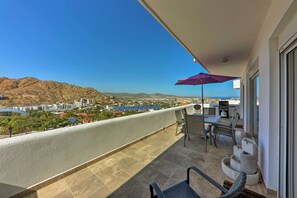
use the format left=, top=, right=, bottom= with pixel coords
left=175, top=72, right=239, bottom=114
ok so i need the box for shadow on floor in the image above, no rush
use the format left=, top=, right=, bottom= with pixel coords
left=108, top=135, right=233, bottom=198
left=0, top=183, right=36, bottom=198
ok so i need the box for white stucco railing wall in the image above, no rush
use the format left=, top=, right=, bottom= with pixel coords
left=0, top=105, right=194, bottom=197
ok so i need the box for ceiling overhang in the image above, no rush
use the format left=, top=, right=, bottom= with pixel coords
left=139, top=0, right=272, bottom=76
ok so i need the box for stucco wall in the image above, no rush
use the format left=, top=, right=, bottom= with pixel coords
left=242, top=0, right=296, bottom=191
left=0, top=105, right=194, bottom=197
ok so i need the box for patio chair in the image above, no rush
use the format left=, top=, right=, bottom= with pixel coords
left=211, top=112, right=240, bottom=146
left=203, top=107, right=216, bottom=115
left=149, top=166, right=247, bottom=198
left=184, top=114, right=210, bottom=152
left=175, top=110, right=185, bottom=135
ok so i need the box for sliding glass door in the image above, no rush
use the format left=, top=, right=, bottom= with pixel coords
left=286, top=46, right=297, bottom=198
left=280, top=41, right=297, bottom=198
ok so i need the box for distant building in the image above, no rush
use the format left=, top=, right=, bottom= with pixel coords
left=74, top=98, right=93, bottom=109
left=11, top=98, right=92, bottom=112
left=105, top=105, right=113, bottom=110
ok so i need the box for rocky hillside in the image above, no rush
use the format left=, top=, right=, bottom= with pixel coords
left=0, top=77, right=112, bottom=107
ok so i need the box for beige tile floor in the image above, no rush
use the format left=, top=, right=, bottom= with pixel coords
left=24, top=125, right=272, bottom=198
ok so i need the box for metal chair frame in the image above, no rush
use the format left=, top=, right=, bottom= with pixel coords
left=211, top=112, right=240, bottom=146
left=150, top=166, right=247, bottom=198
left=184, top=114, right=209, bottom=152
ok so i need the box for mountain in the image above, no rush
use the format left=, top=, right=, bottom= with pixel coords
left=104, top=92, right=183, bottom=99
left=0, top=77, right=113, bottom=107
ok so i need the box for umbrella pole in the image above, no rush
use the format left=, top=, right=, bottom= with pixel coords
left=201, top=81, right=204, bottom=115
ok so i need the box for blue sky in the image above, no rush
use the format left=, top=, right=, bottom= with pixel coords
left=0, top=0, right=239, bottom=97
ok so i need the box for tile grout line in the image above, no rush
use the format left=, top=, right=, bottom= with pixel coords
left=63, top=179, right=76, bottom=198
left=87, top=166, right=106, bottom=186
left=87, top=165, right=115, bottom=196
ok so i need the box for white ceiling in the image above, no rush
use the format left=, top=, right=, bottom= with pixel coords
left=139, top=0, right=272, bottom=76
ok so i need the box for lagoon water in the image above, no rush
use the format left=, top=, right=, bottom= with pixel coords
left=113, top=105, right=160, bottom=111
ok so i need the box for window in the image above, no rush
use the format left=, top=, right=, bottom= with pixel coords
left=249, top=73, right=259, bottom=144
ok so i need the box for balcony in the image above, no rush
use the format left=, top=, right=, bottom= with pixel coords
left=25, top=124, right=268, bottom=198
left=0, top=105, right=270, bottom=197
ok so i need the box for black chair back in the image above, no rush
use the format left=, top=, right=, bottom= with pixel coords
left=219, top=172, right=247, bottom=198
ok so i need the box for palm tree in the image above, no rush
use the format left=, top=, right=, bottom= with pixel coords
left=0, top=117, right=20, bottom=137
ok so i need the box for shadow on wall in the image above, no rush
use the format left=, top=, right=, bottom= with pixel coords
left=0, top=183, right=36, bottom=198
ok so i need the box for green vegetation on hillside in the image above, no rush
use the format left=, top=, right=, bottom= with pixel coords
left=0, top=108, right=141, bottom=137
